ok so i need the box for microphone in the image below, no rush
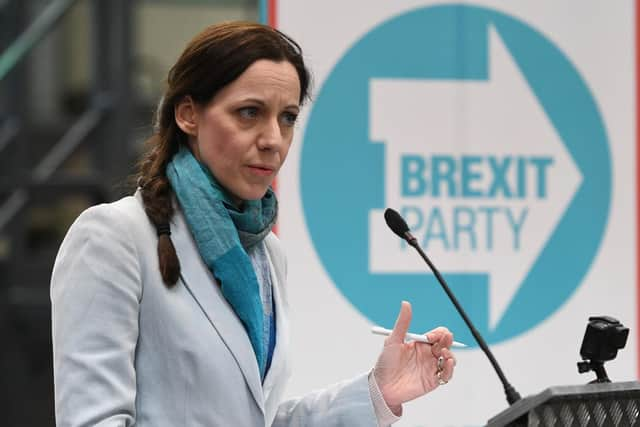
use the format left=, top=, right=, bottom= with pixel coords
left=384, top=208, right=522, bottom=405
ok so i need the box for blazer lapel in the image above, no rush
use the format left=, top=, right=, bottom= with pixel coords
left=171, top=209, right=265, bottom=413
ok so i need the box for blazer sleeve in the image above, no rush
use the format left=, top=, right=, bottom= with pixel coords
left=51, top=204, right=142, bottom=427
left=272, top=373, right=379, bottom=427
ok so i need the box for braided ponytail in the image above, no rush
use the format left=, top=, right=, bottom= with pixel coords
left=138, top=130, right=180, bottom=286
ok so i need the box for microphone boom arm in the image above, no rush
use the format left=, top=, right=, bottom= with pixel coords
left=403, top=230, right=521, bottom=404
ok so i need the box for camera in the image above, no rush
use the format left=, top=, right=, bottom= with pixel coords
left=577, top=316, right=628, bottom=383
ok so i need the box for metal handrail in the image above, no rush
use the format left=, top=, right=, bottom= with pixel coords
left=33, top=96, right=109, bottom=181
left=0, top=0, right=81, bottom=81
left=0, top=101, right=109, bottom=231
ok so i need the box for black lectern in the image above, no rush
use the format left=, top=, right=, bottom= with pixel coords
left=487, top=381, right=640, bottom=426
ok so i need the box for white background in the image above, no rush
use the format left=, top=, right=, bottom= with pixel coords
left=276, top=1, right=636, bottom=425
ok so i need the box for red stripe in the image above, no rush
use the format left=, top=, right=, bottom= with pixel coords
left=269, top=0, right=278, bottom=28
left=635, top=0, right=640, bottom=377
left=270, top=0, right=279, bottom=234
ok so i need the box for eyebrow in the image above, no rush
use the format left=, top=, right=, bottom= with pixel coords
left=238, top=97, right=299, bottom=111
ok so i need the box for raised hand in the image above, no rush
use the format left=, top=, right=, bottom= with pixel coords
left=373, top=301, right=456, bottom=413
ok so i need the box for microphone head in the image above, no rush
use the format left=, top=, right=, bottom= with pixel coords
left=384, top=208, right=410, bottom=239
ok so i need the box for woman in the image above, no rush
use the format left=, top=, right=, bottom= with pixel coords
left=51, top=22, right=456, bottom=426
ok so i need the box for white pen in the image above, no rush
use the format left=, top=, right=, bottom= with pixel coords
left=371, top=326, right=467, bottom=348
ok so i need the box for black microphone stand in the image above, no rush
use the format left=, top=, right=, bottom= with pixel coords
left=403, top=230, right=521, bottom=404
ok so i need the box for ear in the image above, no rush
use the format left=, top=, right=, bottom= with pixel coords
left=174, top=96, right=199, bottom=137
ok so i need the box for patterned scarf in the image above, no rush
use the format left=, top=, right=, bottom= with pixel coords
left=167, top=145, right=277, bottom=378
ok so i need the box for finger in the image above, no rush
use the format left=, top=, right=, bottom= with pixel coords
left=441, top=348, right=456, bottom=365
left=427, top=326, right=451, bottom=340
left=427, top=327, right=453, bottom=349
left=425, top=326, right=446, bottom=343
left=387, top=301, right=412, bottom=344
left=441, top=348, right=456, bottom=381
left=440, top=329, right=453, bottom=349
left=444, top=357, right=456, bottom=382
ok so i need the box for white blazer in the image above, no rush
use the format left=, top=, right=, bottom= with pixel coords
left=51, top=193, right=378, bottom=426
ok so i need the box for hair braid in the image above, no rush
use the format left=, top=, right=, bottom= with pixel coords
left=138, top=133, right=180, bottom=286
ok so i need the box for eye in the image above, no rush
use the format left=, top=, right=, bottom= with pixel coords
left=281, top=111, right=298, bottom=127
left=238, top=106, right=259, bottom=120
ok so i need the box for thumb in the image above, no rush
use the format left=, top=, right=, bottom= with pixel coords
left=387, top=301, right=412, bottom=344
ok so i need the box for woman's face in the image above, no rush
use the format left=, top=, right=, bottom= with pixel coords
left=180, top=59, right=301, bottom=205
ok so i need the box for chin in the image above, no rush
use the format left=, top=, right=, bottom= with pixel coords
left=239, top=187, right=271, bottom=202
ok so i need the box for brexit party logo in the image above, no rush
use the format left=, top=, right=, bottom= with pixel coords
left=300, top=5, right=611, bottom=345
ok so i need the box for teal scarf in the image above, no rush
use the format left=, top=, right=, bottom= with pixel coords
left=166, top=145, right=277, bottom=378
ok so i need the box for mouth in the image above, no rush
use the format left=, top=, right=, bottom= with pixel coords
left=247, top=164, right=276, bottom=176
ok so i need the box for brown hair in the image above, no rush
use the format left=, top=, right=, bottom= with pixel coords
left=136, top=22, right=311, bottom=286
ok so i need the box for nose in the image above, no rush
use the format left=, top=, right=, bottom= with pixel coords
left=257, top=116, right=283, bottom=151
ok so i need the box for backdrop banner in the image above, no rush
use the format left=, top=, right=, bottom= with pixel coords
left=273, top=1, right=637, bottom=425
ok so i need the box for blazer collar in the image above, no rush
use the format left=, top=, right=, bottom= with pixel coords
left=171, top=208, right=265, bottom=414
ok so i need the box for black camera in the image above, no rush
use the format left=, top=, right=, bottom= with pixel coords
left=577, top=316, right=628, bottom=383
